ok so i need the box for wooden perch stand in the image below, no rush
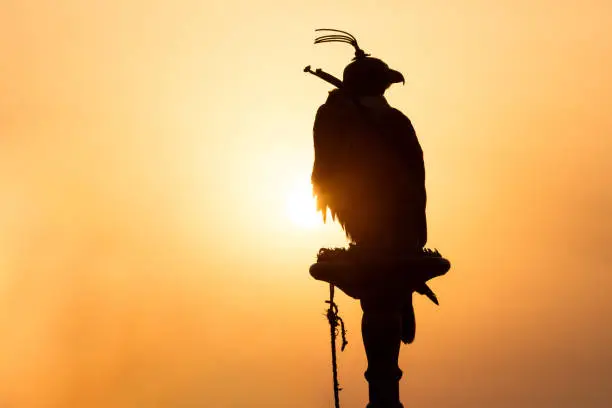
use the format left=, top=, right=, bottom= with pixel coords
left=310, top=248, right=450, bottom=408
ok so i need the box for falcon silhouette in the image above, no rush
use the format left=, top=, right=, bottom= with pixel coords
left=310, top=30, right=427, bottom=343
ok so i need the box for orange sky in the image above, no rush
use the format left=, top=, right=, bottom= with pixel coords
left=1, top=1, right=611, bottom=407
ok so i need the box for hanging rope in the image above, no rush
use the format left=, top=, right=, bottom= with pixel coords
left=326, top=283, right=348, bottom=408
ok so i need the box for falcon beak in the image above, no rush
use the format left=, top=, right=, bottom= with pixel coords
left=388, top=69, right=405, bottom=85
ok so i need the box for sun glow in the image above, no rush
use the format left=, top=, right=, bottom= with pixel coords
left=285, top=181, right=323, bottom=229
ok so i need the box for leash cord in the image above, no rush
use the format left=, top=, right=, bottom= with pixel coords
left=326, top=283, right=348, bottom=408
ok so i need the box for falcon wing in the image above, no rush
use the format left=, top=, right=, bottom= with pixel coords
left=383, top=108, right=427, bottom=247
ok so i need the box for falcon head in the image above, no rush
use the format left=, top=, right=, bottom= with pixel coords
left=314, top=28, right=405, bottom=96
left=343, top=57, right=404, bottom=96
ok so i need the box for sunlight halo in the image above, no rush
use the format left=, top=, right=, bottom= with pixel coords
left=285, top=181, right=323, bottom=229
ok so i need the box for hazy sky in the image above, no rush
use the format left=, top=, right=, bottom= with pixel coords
left=1, top=1, right=611, bottom=407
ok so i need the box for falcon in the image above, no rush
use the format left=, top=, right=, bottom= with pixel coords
left=310, top=29, right=429, bottom=343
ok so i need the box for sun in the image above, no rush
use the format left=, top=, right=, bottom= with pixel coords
left=285, top=181, right=323, bottom=229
